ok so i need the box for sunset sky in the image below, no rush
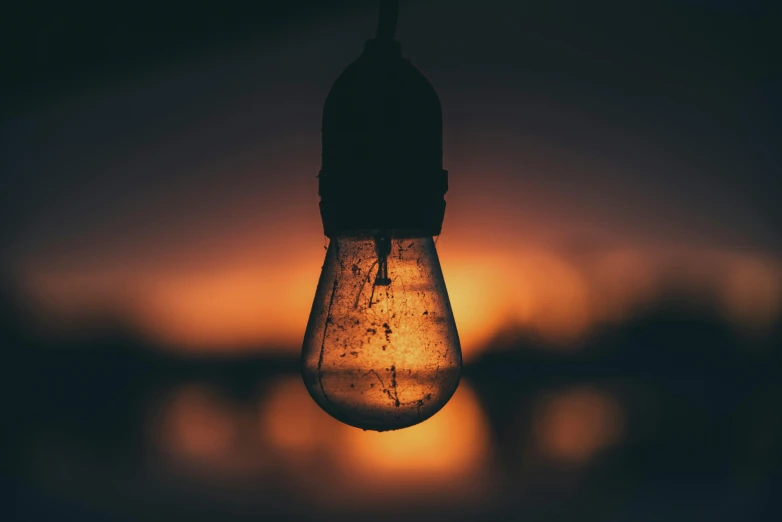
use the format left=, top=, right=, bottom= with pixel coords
left=3, top=0, right=780, bottom=357
left=6, top=5, right=782, bottom=521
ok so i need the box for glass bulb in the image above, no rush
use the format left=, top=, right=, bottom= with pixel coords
left=301, top=232, right=462, bottom=431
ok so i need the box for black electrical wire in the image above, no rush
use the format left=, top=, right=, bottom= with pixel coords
left=376, top=0, right=399, bottom=40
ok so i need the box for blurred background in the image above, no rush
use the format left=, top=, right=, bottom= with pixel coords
left=4, top=1, right=781, bottom=520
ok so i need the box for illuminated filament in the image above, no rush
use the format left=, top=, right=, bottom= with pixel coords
left=374, top=233, right=392, bottom=287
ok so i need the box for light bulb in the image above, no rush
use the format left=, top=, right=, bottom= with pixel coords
left=303, top=1, right=458, bottom=430
left=302, top=232, right=461, bottom=431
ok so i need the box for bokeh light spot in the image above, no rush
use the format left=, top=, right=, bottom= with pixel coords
left=533, top=386, right=624, bottom=464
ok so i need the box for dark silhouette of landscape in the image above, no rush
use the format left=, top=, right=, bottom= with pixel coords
left=8, top=281, right=780, bottom=521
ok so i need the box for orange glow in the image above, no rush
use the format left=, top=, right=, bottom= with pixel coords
left=259, top=375, right=493, bottom=504
left=147, top=377, right=495, bottom=505
left=300, top=237, right=461, bottom=431
left=444, top=249, right=599, bottom=353
left=17, top=212, right=782, bottom=356
left=443, top=255, right=518, bottom=353
left=510, top=251, right=592, bottom=344
left=153, top=384, right=267, bottom=475
left=532, top=386, right=624, bottom=464
left=340, top=381, right=490, bottom=480
left=134, top=263, right=316, bottom=352
left=588, top=248, right=657, bottom=321
left=260, top=376, right=332, bottom=456
left=6, top=13, right=780, bottom=358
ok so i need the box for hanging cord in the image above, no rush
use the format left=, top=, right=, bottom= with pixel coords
left=376, top=0, right=399, bottom=40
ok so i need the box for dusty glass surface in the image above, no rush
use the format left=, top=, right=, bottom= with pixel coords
left=302, top=234, right=461, bottom=431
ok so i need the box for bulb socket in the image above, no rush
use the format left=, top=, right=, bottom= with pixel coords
left=319, top=38, right=447, bottom=237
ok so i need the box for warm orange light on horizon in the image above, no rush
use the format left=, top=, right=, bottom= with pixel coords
left=443, top=250, right=592, bottom=352
left=134, top=263, right=316, bottom=351
left=17, top=225, right=782, bottom=357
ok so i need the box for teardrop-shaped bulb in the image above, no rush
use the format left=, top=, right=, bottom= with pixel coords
left=301, top=233, right=462, bottom=431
